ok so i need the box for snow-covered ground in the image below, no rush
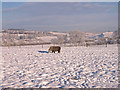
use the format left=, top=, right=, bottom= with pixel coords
left=1, top=44, right=118, bottom=88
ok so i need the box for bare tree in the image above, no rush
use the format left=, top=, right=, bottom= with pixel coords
left=51, top=38, right=59, bottom=45
left=57, top=35, right=64, bottom=45
left=51, top=35, right=68, bottom=45
left=69, top=31, right=85, bottom=46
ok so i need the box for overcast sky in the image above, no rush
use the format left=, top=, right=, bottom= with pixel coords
left=2, top=2, right=118, bottom=33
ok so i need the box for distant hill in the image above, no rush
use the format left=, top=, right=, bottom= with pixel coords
left=2, top=29, right=117, bottom=46
left=88, top=32, right=113, bottom=39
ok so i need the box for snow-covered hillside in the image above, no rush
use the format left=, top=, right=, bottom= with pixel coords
left=1, top=44, right=118, bottom=88
left=49, top=32, right=69, bottom=36
left=103, top=32, right=113, bottom=38
left=37, top=36, right=57, bottom=43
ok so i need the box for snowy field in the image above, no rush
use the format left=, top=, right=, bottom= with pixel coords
left=1, top=44, right=118, bottom=88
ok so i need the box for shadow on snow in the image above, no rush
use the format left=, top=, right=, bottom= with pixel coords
left=38, top=51, right=49, bottom=53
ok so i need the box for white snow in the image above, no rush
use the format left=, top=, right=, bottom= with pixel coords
left=49, top=32, right=69, bottom=36
left=1, top=44, right=118, bottom=88
left=37, top=36, right=57, bottom=42
left=103, top=32, right=113, bottom=38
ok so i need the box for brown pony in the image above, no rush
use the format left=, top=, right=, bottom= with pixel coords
left=48, top=46, right=61, bottom=53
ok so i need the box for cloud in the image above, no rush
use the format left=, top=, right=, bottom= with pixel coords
left=3, top=2, right=118, bottom=14
left=2, top=2, right=118, bottom=32
left=2, top=0, right=120, bottom=2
